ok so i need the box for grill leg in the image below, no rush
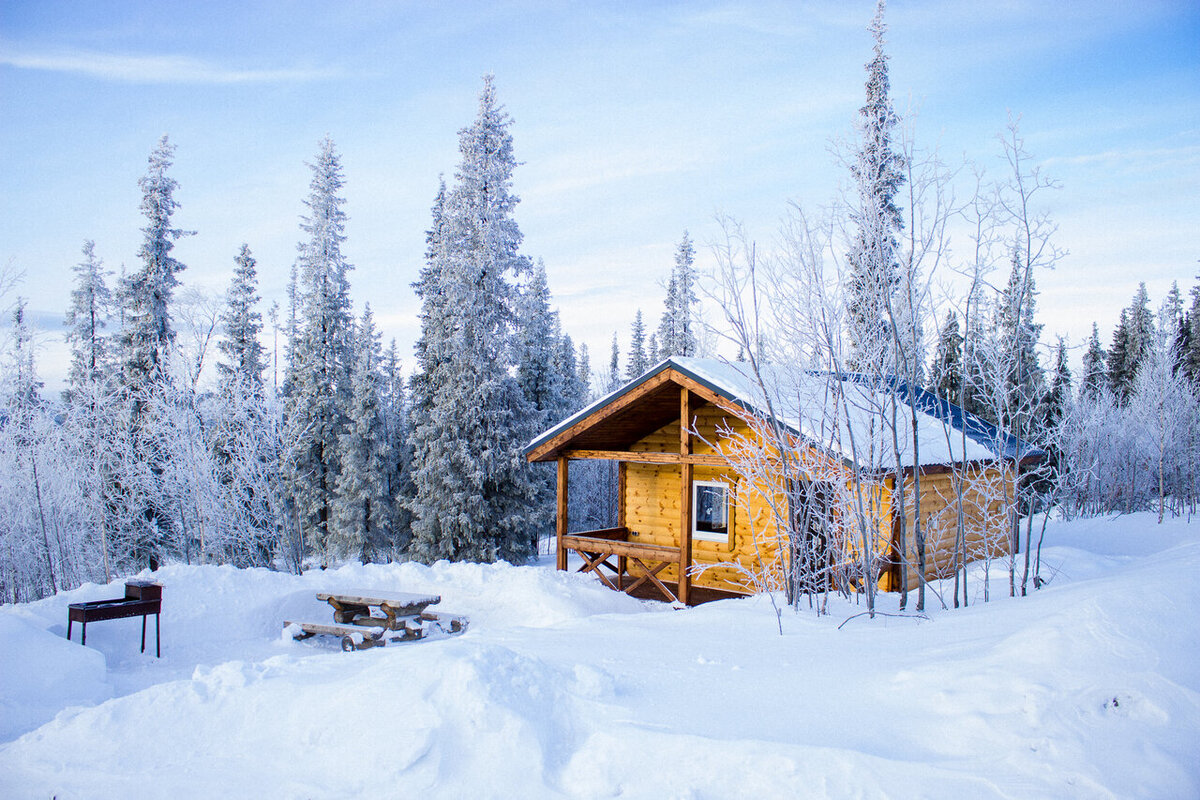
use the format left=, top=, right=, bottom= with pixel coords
left=141, top=614, right=147, bottom=653
left=155, top=613, right=161, bottom=658
left=68, top=618, right=73, bottom=643
left=81, top=622, right=87, bottom=646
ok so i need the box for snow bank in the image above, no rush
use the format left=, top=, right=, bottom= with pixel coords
left=1, top=513, right=1198, bottom=798
left=0, top=614, right=111, bottom=742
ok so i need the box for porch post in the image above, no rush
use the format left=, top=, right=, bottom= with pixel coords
left=556, top=456, right=568, bottom=571
left=617, top=461, right=628, bottom=588
left=678, top=388, right=692, bottom=605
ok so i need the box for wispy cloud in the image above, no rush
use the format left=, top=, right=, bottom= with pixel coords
left=0, top=45, right=339, bottom=84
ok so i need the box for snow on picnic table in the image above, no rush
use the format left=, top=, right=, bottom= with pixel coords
left=1, top=513, right=1199, bottom=799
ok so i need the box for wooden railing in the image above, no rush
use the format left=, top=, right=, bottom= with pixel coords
left=560, top=526, right=682, bottom=603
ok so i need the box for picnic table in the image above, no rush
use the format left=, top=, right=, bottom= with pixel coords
left=284, top=589, right=468, bottom=651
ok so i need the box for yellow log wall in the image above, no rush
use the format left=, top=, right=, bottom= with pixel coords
left=891, top=465, right=1014, bottom=591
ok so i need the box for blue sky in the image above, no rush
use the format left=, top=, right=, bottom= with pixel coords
left=2, top=0, right=1198, bottom=391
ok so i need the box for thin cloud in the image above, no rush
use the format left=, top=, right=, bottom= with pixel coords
left=1, top=46, right=339, bottom=84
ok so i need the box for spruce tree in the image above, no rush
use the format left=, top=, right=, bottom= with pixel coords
left=1183, top=273, right=1200, bottom=389
left=332, top=306, right=391, bottom=561
left=118, top=135, right=191, bottom=566
left=1080, top=322, right=1108, bottom=400
left=283, top=137, right=355, bottom=559
left=606, top=333, right=621, bottom=392
left=1044, top=339, right=1072, bottom=429
left=63, top=240, right=113, bottom=403
left=216, top=244, right=266, bottom=397
left=407, top=76, right=538, bottom=565
left=997, top=247, right=1045, bottom=424
left=926, top=310, right=962, bottom=399
left=556, top=330, right=587, bottom=414
left=657, top=231, right=699, bottom=358
left=1108, top=284, right=1154, bottom=404
left=627, top=309, right=649, bottom=379
left=380, top=338, right=412, bottom=554
left=1107, top=308, right=1134, bottom=404
left=576, top=342, right=592, bottom=401
left=846, top=0, right=905, bottom=373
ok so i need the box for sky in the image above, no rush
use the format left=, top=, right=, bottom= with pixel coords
left=2, top=0, right=1198, bottom=394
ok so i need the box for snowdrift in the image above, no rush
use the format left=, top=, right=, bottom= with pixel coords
left=1, top=513, right=1198, bottom=799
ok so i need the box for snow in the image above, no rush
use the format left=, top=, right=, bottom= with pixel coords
left=528, top=357, right=1021, bottom=470
left=2, top=513, right=1198, bottom=798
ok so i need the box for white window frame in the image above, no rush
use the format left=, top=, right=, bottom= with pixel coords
left=692, top=480, right=732, bottom=543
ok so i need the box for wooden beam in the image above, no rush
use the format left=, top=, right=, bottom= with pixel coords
left=556, top=457, right=568, bottom=571
left=526, top=367, right=753, bottom=463
left=560, top=535, right=680, bottom=561
left=679, top=387, right=692, bottom=606
left=526, top=370, right=676, bottom=462
left=560, top=448, right=726, bottom=466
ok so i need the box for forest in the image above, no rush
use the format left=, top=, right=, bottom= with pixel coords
left=1, top=7, right=1197, bottom=610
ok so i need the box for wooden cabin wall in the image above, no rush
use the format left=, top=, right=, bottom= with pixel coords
left=623, top=405, right=786, bottom=593
left=891, top=465, right=1013, bottom=591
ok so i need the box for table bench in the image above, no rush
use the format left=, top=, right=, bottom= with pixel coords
left=67, top=580, right=162, bottom=657
left=285, top=589, right=468, bottom=651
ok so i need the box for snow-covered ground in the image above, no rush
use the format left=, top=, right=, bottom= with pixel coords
left=1, top=513, right=1198, bottom=799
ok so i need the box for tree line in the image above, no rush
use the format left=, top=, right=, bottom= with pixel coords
left=706, top=0, right=1199, bottom=622
left=0, top=77, right=678, bottom=603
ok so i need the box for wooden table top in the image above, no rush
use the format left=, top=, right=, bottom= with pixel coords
left=315, top=589, right=441, bottom=609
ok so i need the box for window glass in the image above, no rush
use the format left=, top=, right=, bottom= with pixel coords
left=694, top=482, right=728, bottom=537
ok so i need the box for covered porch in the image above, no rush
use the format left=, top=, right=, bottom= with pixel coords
left=528, top=367, right=740, bottom=606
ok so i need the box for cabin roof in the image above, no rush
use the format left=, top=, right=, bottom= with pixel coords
left=526, top=357, right=1043, bottom=469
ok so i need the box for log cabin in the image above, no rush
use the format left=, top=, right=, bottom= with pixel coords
left=525, top=357, right=1043, bottom=605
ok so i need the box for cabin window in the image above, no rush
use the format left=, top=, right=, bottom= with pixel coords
left=693, top=480, right=731, bottom=543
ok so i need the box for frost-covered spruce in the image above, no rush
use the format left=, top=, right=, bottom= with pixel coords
left=926, top=310, right=962, bottom=400
left=407, top=76, right=539, bottom=565
left=997, top=246, right=1045, bottom=427
left=380, top=339, right=413, bottom=552
left=119, top=135, right=190, bottom=395
left=845, top=0, right=905, bottom=373
left=283, top=137, right=355, bottom=560
left=656, top=230, right=698, bottom=360
left=626, top=309, right=648, bottom=379
left=332, top=306, right=392, bottom=562
left=63, top=240, right=114, bottom=404
left=217, top=244, right=266, bottom=398
left=1079, top=322, right=1108, bottom=401
left=115, top=135, right=192, bottom=566
left=515, top=259, right=574, bottom=553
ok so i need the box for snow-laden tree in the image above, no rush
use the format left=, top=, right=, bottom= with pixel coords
left=605, top=333, right=620, bottom=392
left=626, top=309, right=649, bottom=379
left=116, top=135, right=192, bottom=567
left=1108, top=283, right=1154, bottom=404
left=217, top=244, right=266, bottom=397
left=845, top=0, right=905, bottom=373
left=927, top=310, right=962, bottom=399
left=407, top=76, right=539, bottom=565
left=576, top=341, right=592, bottom=400
left=556, top=330, right=588, bottom=414
left=331, top=306, right=392, bottom=562
left=1079, top=322, right=1107, bottom=401
left=380, top=339, right=412, bottom=555
left=283, top=137, right=355, bottom=560
left=119, top=136, right=190, bottom=397
left=63, top=240, right=114, bottom=404
left=996, top=244, right=1046, bottom=430
left=657, top=231, right=699, bottom=358
left=514, top=259, right=570, bottom=553
left=1182, top=274, right=1200, bottom=390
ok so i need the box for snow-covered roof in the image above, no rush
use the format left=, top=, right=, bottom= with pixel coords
left=527, top=357, right=1042, bottom=471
